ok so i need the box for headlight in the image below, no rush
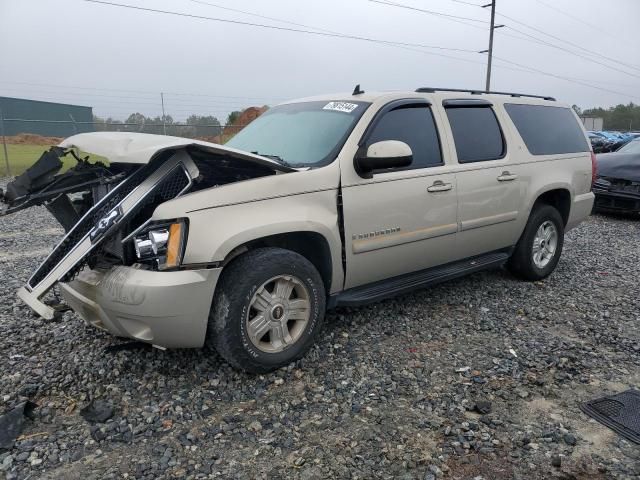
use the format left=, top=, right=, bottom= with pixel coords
left=133, top=219, right=187, bottom=270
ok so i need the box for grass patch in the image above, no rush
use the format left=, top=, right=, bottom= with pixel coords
left=0, top=144, right=107, bottom=176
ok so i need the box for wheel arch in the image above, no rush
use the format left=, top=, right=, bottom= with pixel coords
left=219, top=230, right=336, bottom=295
left=531, top=187, right=572, bottom=226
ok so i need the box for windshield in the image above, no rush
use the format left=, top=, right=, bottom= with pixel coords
left=617, top=138, right=640, bottom=153
left=226, top=100, right=369, bottom=167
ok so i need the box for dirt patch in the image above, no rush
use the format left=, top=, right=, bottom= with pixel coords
left=2, top=134, right=63, bottom=146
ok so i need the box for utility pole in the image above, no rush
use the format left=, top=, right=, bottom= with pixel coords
left=160, top=92, right=167, bottom=135
left=480, top=1, right=503, bottom=91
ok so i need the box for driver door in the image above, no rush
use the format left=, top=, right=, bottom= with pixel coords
left=340, top=100, right=459, bottom=289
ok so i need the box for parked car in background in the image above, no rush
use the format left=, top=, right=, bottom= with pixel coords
left=588, top=132, right=608, bottom=153
left=0, top=87, right=596, bottom=372
left=593, top=138, right=640, bottom=214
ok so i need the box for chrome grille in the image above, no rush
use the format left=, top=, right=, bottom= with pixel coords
left=27, top=160, right=191, bottom=290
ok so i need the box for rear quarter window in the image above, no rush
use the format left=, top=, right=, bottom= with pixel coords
left=504, top=104, right=589, bottom=155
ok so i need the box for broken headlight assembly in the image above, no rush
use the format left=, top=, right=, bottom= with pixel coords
left=132, top=219, right=188, bottom=270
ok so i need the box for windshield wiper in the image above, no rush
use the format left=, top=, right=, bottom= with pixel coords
left=250, top=152, right=292, bottom=167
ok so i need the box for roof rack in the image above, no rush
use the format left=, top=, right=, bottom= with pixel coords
left=415, top=87, right=555, bottom=101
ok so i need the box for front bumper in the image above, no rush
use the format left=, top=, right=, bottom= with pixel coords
left=593, top=191, right=640, bottom=213
left=59, top=266, right=221, bottom=348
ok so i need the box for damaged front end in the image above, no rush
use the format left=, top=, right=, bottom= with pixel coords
left=593, top=152, right=640, bottom=213
left=1, top=132, right=293, bottom=321
left=0, top=147, right=128, bottom=229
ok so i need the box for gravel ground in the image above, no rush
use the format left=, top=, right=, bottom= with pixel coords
left=1, top=185, right=639, bottom=479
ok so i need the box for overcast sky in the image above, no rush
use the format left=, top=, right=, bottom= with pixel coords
left=1, top=0, right=639, bottom=122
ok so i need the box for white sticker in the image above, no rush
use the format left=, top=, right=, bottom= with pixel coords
left=323, top=101, right=359, bottom=113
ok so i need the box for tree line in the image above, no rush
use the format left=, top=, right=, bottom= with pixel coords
left=574, top=102, right=640, bottom=131
left=92, top=113, right=227, bottom=137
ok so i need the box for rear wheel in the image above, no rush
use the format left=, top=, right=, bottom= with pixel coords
left=207, top=248, right=326, bottom=373
left=507, top=204, right=564, bottom=281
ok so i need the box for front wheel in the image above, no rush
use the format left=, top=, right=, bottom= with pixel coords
left=507, top=204, right=565, bottom=281
left=207, top=248, right=326, bottom=373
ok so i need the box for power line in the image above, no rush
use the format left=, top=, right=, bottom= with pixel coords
left=496, top=25, right=640, bottom=80
left=531, top=0, right=623, bottom=41
left=448, top=0, right=484, bottom=6
left=495, top=11, right=640, bottom=73
left=0, top=80, right=284, bottom=101
left=366, top=0, right=486, bottom=23
left=367, top=0, right=640, bottom=79
left=186, top=0, right=334, bottom=34
left=0, top=88, right=272, bottom=107
left=81, top=0, right=476, bottom=53
left=489, top=54, right=640, bottom=102
left=362, top=0, right=639, bottom=97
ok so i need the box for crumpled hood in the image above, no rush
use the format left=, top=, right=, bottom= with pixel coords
left=59, top=132, right=295, bottom=172
left=596, top=152, right=640, bottom=182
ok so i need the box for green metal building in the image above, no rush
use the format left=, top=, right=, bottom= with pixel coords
left=0, top=96, right=93, bottom=137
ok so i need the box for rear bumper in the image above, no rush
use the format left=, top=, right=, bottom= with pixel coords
left=593, top=191, right=640, bottom=213
left=566, top=192, right=595, bottom=230
left=59, top=266, right=221, bottom=348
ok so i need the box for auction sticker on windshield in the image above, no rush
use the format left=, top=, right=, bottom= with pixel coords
left=323, top=102, right=359, bottom=113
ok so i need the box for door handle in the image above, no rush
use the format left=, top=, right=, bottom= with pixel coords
left=427, top=181, right=453, bottom=193
left=497, top=171, right=518, bottom=182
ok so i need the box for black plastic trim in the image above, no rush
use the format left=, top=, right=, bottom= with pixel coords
left=416, top=87, right=555, bottom=101
left=328, top=249, right=511, bottom=308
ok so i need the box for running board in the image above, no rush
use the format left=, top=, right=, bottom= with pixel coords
left=330, top=251, right=510, bottom=308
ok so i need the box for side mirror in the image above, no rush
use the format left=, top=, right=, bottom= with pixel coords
left=355, top=140, right=413, bottom=175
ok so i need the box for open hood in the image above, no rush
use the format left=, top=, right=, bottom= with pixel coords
left=1, top=132, right=294, bottom=217
left=59, top=132, right=295, bottom=171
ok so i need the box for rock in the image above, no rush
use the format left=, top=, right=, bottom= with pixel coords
left=551, top=455, right=562, bottom=468
left=248, top=420, right=262, bottom=432
left=0, top=206, right=637, bottom=479
left=80, top=400, right=114, bottom=423
left=1, top=455, right=14, bottom=471
left=474, top=401, right=492, bottom=414
left=563, top=433, right=577, bottom=446
left=429, top=464, right=443, bottom=477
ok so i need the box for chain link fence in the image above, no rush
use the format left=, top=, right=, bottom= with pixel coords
left=0, top=118, right=248, bottom=176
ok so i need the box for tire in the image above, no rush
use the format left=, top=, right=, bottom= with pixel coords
left=207, top=248, right=326, bottom=373
left=507, top=204, right=565, bottom=281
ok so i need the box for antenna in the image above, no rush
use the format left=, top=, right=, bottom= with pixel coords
left=352, top=84, right=365, bottom=95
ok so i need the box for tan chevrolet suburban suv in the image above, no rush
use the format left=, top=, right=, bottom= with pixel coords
left=1, top=87, right=595, bottom=372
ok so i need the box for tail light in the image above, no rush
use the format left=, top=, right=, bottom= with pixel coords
left=590, top=151, right=597, bottom=186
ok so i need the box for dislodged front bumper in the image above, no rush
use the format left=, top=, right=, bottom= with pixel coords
left=58, top=266, right=221, bottom=348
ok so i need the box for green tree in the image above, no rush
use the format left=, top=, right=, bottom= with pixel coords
left=582, top=102, right=640, bottom=131
left=226, top=111, right=241, bottom=126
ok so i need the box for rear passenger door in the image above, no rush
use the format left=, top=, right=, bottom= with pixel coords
left=340, top=99, right=459, bottom=288
left=444, top=100, right=523, bottom=257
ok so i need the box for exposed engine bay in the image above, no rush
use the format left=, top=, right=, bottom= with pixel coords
left=0, top=132, right=293, bottom=319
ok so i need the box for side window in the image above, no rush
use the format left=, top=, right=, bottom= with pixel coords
left=366, top=105, right=442, bottom=171
left=445, top=106, right=505, bottom=163
left=504, top=104, right=589, bottom=155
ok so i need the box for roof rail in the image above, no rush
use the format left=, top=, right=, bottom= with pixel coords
left=415, top=87, right=555, bottom=101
